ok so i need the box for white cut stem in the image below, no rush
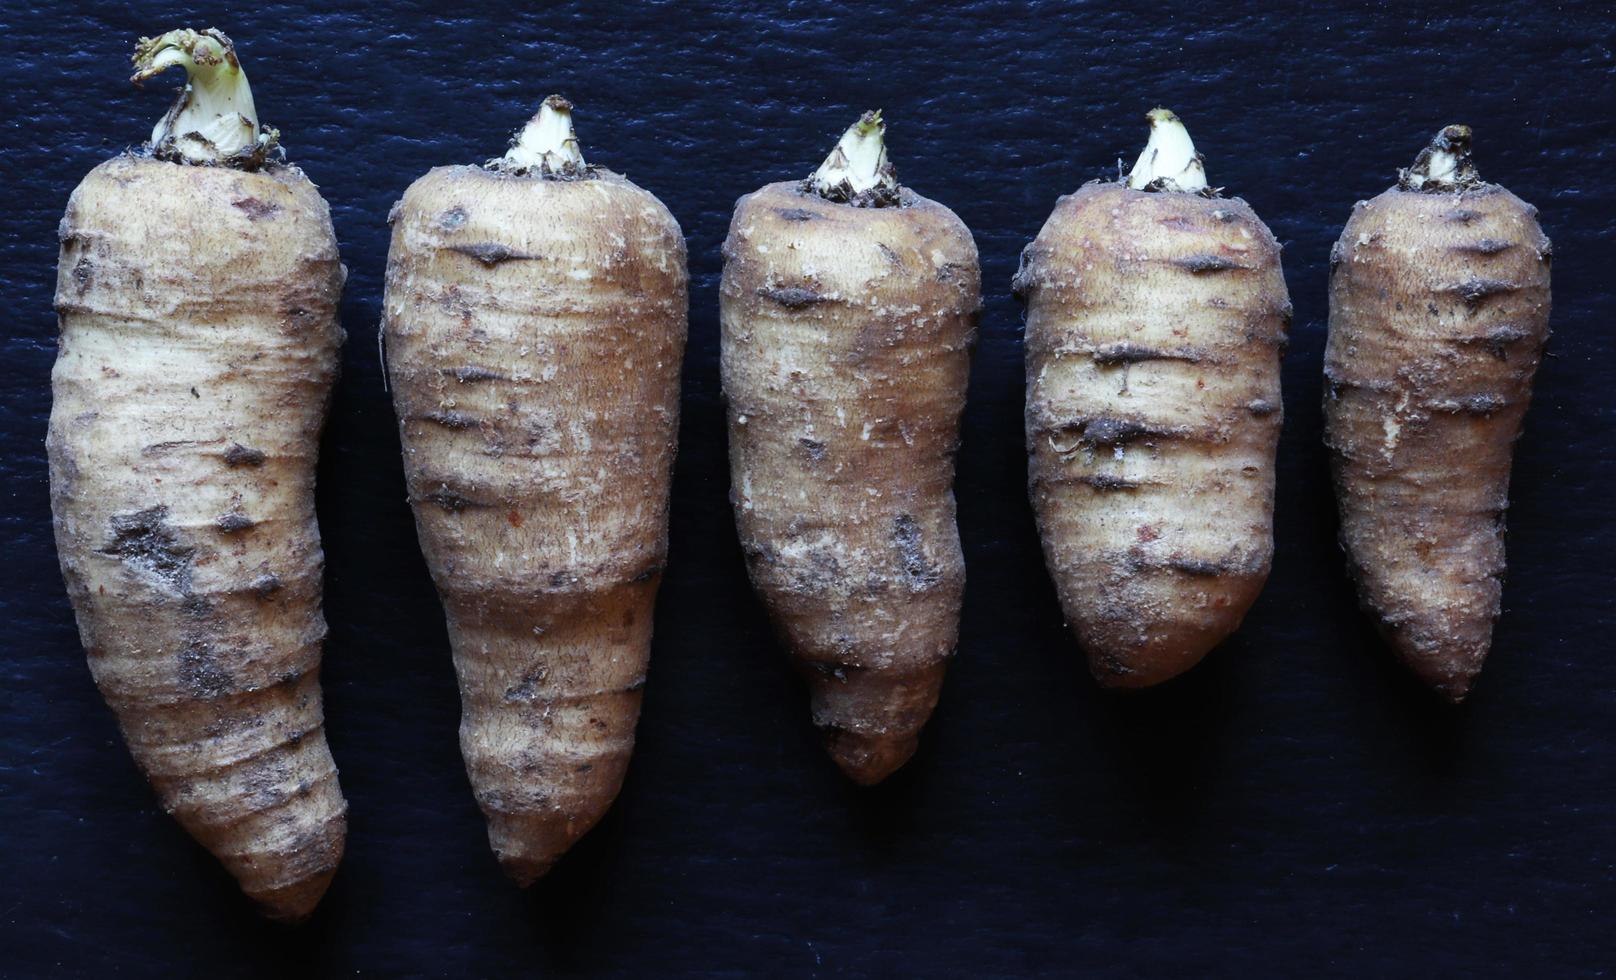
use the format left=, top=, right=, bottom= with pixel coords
left=1402, top=125, right=1479, bottom=191
left=503, top=95, right=587, bottom=176
left=133, top=29, right=267, bottom=165
left=808, top=110, right=897, bottom=199
left=1126, top=108, right=1208, bottom=192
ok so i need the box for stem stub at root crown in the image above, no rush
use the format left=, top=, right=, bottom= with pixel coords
left=1399, top=125, right=1483, bottom=192
left=804, top=110, right=901, bottom=207
left=1126, top=108, right=1210, bottom=194
left=495, top=95, right=594, bottom=179
left=132, top=28, right=278, bottom=169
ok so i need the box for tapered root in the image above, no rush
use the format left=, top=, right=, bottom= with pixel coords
left=806, top=662, right=947, bottom=785
left=1387, top=623, right=1487, bottom=704
left=250, top=863, right=342, bottom=923
left=485, top=812, right=574, bottom=886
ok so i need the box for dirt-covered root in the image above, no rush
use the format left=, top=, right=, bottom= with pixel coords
left=720, top=171, right=978, bottom=783
left=49, top=147, right=348, bottom=917
left=1057, top=564, right=1269, bottom=689
left=446, top=577, right=654, bottom=885
left=1324, top=132, right=1551, bottom=701
left=1018, top=180, right=1288, bottom=687
left=116, top=670, right=347, bottom=919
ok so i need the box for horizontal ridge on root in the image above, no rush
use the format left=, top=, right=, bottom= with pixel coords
left=134, top=722, right=327, bottom=777
left=105, top=652, right=323, bottom=708
left=1088, top=342, right=1208, bottom=365
left=1035, top=416, right=1193, bottom=451
left=499, top=678, right=648, bottom=704
left=1109, top=549, right=1269, bottom=578
left=438, top=559, right=665, bottom=601
left=189, top=776, right=339, bottom=829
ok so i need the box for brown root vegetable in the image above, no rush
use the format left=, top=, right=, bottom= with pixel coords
left=47, top=29, right=347, bottom=920
left=1014, top=109, right=1290, bottom=689
left=382, top=97, right=687, bottom=882
left=720, top=112, right=979, bottom=784
left=1324, top=125, right=1551, bottom=701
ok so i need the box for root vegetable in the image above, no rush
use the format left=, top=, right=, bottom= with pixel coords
left=1324, top=125, right=1551, bottom=701
left=1014, top=109, right=1290, bottom=689
left=720, top=112, right=979, bottom=784
left=47, top=29, right=347, bottom=920
left=382, top=97, right=687, bottom=882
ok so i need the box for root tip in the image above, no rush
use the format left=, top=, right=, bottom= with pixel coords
left=821, top=729, right=921, bottom=786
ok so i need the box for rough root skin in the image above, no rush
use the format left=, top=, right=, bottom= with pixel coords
left=383, top=162, right=687, bottom=880
left=49, top=156, right=348, bottom=919
left=1324, top=167, right=1551, bottom=701
left=1016, top=184, right=1289, bottom=688
left=721, top=182, right=978, bottom=784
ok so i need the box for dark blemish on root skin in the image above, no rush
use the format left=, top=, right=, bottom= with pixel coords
left=1456, top=238, right=1514, bottom=255
left=1175, top=253, right=1245, bottom=274
left=893, top=514, right=942, bottom=591
left=504, top=666, right=549, bottom=702
left=425, top=487, right=479, bottom=512
left=1431, top=393, right=1508, bottom=415
left=759, top=286, right=827, bottom=309
left=1080, top=473, right=1141, bottom=491
left=1168, top=556, right=1234, bottom=577
left=1075, top=417, right=1159, bottom=447
left=178, top=642, right=235, bottom=699
left=418, top=411, right=480, bottom=430
left=249, top=574, right=283, bottom=598
left=799, top=438, right=827, bottom=462
left=182, top=593, right=213, bottom=617
left=1449, top=276, right=1520, bottom=308
left=1460, top=324, right=1531, bottom=360
left=223, top=444, right=266, bottom=467
left=101, top=507, right=193, bottom=588
left=232, top=197, right=281, bottom=220
left=448, top=366, right=504, bottom=383
left=1445, top=208, right=1482, bottom=223
left=449, top=242, right=537, bottom=266
left=142, top=440, right=197, bottom=457
left=1092, top=342, right=1203, bottom=365
left=439, top=206, right=468, bottom=230
left=775, top=208, right=818, bottom=222
left=630, top=563, right=664, bottom=584
left=216, top=512, right=254, bottom=533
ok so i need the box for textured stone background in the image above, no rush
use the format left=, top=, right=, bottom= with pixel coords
left=3, top=1, right=1613, bottom=975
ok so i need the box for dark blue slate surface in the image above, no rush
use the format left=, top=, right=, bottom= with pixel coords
left=3, top=2, right=1613, bottom=975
